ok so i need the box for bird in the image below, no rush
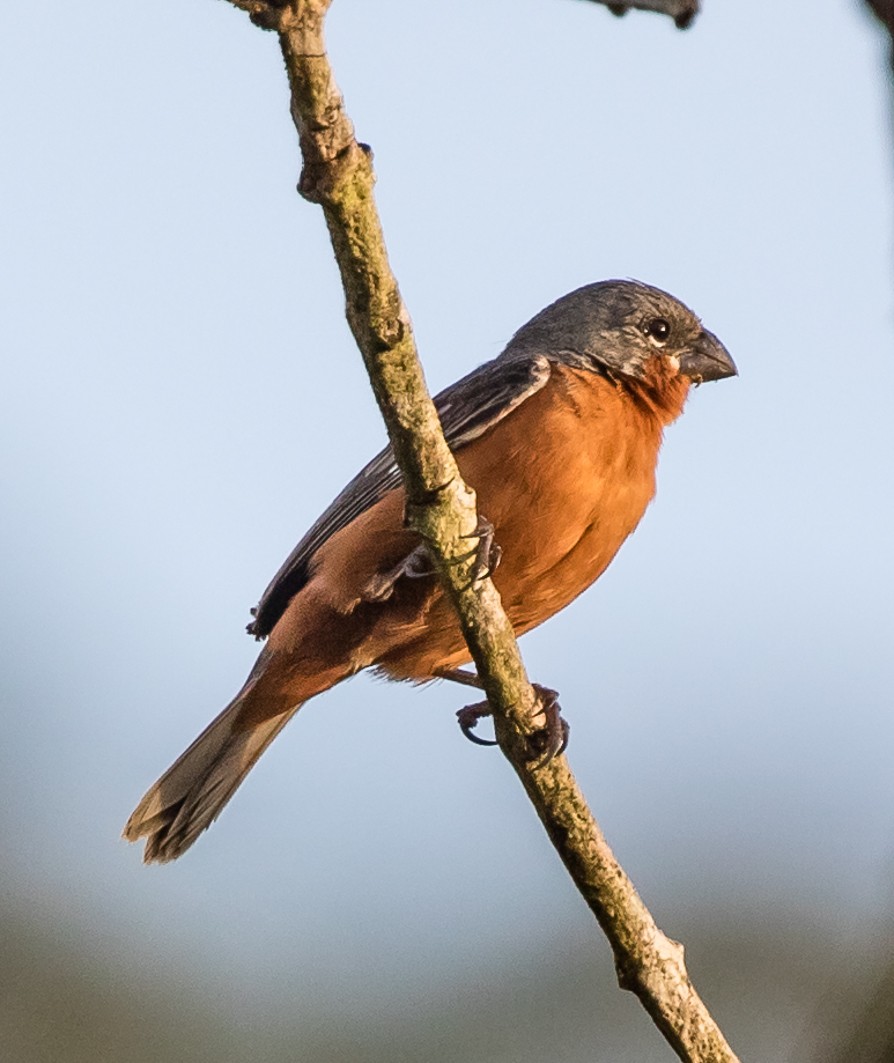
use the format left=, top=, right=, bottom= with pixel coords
left=124, top=279, right=736, bottom=863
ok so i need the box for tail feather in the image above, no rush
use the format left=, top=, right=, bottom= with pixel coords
left=123, top=696, right=301, bottom=863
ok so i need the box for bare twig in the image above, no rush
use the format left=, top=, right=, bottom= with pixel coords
left=866, top=0, right=894, bottom=38
left=865, top=0, right=894, bottom=74
left=220, top=1, right=738, bottom=1058
left=582, top=0, right=699, bottom=30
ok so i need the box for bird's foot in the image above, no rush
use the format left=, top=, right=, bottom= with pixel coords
left=458, top=515, right=502, bottom=586
left=456, top=700, right=499, bottom=747
left=361, top=515, right=499, bottom=603
left=361, top=544, right=434, bottom=602
left=525, top=685, right=569, bottom=763
left=454, top=681, right=569, bottom=763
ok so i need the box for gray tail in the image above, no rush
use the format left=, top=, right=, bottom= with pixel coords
left=123, top=695, right=301, bottom=863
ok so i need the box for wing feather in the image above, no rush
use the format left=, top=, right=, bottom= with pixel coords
left=247, top=353, right=552, bottom=637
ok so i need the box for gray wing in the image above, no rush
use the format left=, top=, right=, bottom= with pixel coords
left=247, top=352, right=552, bottom=637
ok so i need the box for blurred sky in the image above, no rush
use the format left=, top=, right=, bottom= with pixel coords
left=1, top=0, right=893, bottom=1044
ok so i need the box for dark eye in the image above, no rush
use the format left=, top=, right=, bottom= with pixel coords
left=644, top=317, right=671, bottom=345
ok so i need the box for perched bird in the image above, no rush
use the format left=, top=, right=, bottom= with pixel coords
left=124, top=279, right=736, bottom=863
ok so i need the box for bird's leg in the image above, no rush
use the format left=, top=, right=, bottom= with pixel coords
left=360, top=544, right=434, bottom=602
left=436, top=668, right=569, bottom=761
left=435, top=668, right=498, bottom=746
left=437, top=667, right=483, bottom=689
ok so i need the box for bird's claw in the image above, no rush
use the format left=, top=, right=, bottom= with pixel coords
left=456, top=701, right=499, bottom=746
left=361, top=545, right=434, bottom=602
left=458, top=515, right=502, bottom=587
left=456, top=683, right=569, bottom=762
left=525, top=685, right=570, bottom=763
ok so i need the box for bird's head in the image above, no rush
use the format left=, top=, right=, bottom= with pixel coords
left=502, top=279, right=736, bottom=394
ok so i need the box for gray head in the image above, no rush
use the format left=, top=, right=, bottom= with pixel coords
left=501, top=279, right=736, bottom=384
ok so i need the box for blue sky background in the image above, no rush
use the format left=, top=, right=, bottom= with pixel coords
left=2, top=0, right=893, bottom=1056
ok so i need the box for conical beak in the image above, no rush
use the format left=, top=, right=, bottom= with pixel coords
left=679, top=328, right=737, bottom=383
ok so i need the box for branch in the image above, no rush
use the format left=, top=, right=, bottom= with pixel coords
left=582, top=0, right=700, bottom=30
left=866, top=0, right=894, bottom=38
left=225, top=2, right=737, bottom=1058
left=865, top=0, right=894, bottom=73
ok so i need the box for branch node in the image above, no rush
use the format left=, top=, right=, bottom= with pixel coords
left=298, top=140, right=369, bottom=203
left=367, top=308, right=405, bottom=352
left=587, top=0, right=698, bottom=28
left=404, top=478, right=462, bottom=523
left=247, top=0, right=292, bottom=33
